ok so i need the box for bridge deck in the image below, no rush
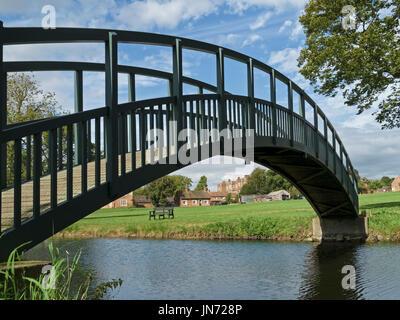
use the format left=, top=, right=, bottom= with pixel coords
left=0, top=148, right=166, bottom=231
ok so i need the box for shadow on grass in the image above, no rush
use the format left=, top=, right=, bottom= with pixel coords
left=84, top=213, right=149, bottom=220
left=361, top=202, right=400, bottom=210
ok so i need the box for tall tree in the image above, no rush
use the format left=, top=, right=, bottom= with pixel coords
left=380, top=176, right=394, bottom=186
left=5, top=73, right=66, bottom=186
left=240, top=168, right=269, bottom=195
left=146, top=175, right=192, bottom=206
left=298, top=0, right=400, bottom=129
left=194, top=175, right=208, bottom=191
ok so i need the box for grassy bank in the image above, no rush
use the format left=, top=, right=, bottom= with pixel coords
left=57, top=192, right=400, bottom=242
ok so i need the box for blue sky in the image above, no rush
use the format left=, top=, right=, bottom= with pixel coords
left=2, top=0, right=399, bottom=189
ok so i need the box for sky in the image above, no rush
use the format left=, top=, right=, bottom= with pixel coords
left=1, top=0, right=399, bottom=190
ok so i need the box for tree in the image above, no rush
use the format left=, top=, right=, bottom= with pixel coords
left=298, top=0, right=400, bottom=129
left=5, top=73, right=66, bottom=186
left=289, top=186, right=302, bottom=198
left=265, top=170, right=292, bottom=193
left=240, top=168, right=268, bottom=195
left=367, top=179, right=383, bottom=190
left=380, top=176, right=394, bottom=186
left=146, top=175, right=192, bottom=206
left=195, top=175, right=208, bottom=191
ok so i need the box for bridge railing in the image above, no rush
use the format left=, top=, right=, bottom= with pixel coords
left=0, top=25, right=359, bottom=233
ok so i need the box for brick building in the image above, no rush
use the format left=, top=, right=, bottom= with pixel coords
left=102, top=192, right=133, bottom=209
left=177, top=190, right=211, bottom=207
left=392, top=176, right=400, bottom=192
left=217, top=175, right=249, bottom=195
left=208, top=191, right=227, bottom=205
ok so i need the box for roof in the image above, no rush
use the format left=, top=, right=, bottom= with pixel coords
left=133, top=195, right=151, bottom=203
left=208, top=192, right=226, bottom=197
left=267, top=190, right=290, bottom=196
left=134, top=195, right=175, bottom=203
left=180, top=190, right=211, bottom=199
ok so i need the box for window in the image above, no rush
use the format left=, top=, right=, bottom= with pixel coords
left=120, top=199, right=128, bottom=207
left=183, top=200, right=187, bottom=205
left=204, top=200, right=208, bottom=204
left=192, top=200, right=197, bottom=205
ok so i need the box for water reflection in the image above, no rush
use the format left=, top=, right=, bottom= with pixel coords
left=299, top=242, right=363, bottom=300
left=22, top=238, right=400, bottom=299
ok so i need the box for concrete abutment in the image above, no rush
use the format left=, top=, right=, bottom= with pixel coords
left=312, top=213, right=368, bottom=242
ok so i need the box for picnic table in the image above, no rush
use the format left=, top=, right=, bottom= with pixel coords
left=149, top=207, right=174, bottom=220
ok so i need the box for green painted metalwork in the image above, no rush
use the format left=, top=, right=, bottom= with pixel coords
left=0, top=24, right=360, bottom=260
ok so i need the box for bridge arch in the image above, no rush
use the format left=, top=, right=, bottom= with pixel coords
left=0, top=24, right=360, bottom=259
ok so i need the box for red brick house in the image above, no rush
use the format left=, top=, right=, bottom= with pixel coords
left=177, top=190, right=211, bottom=207
left=208, top=191, right=226, bottom=205
left=102, top=192, right=133, bottom=208
left=392, top=176, right=400, bottom=192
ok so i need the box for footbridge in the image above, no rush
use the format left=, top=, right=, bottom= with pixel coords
left=0, top=23, right=364, bottom=260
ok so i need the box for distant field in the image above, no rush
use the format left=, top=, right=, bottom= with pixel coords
left=58, top=191, right=400, bottom=241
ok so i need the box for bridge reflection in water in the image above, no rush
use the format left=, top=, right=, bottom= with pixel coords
left=299, top=243, right=363, bottom=300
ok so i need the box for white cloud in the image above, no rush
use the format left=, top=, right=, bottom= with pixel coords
left=267, top=47, right=302, bottom=74
left=117, top=0, right=221, bottom=30
left=249, top=11, right=272, bottom=30
left=242, top=34, right=262, bottom=47
left=289, top=20, right=303, bottom=40
left=225, top=0, right=306, bottom=14
left=278, top=20, right=292, bottom=33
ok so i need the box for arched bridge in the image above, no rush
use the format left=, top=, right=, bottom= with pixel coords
left=0, top=23, right=361, bottom=260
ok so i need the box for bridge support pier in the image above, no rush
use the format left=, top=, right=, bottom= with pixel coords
left=312, top=214, right=368, bottom=242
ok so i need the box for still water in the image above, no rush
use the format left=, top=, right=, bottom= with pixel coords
left=23, top=238, right=400, bottom=300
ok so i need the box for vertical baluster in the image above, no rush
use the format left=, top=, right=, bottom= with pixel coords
left=130, top=111, right=137, bottom=171
left=270, top=70, right=277, bottom=144
left=49, top=128, right=57, bottom=209
left=313, top=104, right=319, bottom=158
left=157, top=105, right=163, bottom=162
left=74, top=70, right=83, bottom=166
left=288, top=81, right=294, bottom=146
left=128, top=73, right=136, bottom=169
left=67, top=125, right=73, bottom=201
left=189, top=100, right=195, bottom=150
left=33, top=133, right=42, bottom=218
left=87, top=119, right=92, bottom=162
left=57, top=127, right=63, bottom=170
left=120, top=113, right=126, bottom=175
left=95, top=117, right=101, bottom=187
left=13, top=139, right=21, bottom=228
left=26, top=135, right=32, bottom=181
left=172, top=39, right=183, bottom=151
left=140, top=110, right=146, bottom=167
left=196, top=99, right=201, bottom=159
left=105, top=32, right=118, bottom=194
left=81, top=120, right=87, bottom=194
left=324, top=116, right=329, bottom=166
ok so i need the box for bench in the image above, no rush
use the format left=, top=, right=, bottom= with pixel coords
left=149, top=207, right=174, bottom=220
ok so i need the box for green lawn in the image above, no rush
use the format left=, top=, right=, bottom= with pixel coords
left=59, top=191, right=400, bottom=241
